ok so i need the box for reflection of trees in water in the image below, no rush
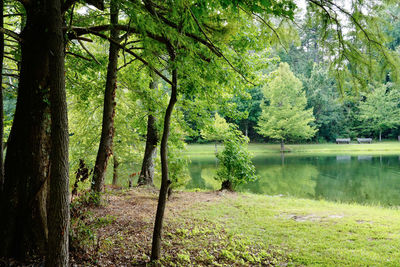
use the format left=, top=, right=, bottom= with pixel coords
left=186, top=155, right=400, bottom=206
left=185, top=162, right=206, bottom=189
left=238, top=163, right=319, bottom=198
left=185, top=160, right=220, bottom=190
left=315, top=156, right=400, bottom=206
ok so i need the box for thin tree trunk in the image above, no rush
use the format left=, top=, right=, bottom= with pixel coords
left=46, top=0, right=69, bottom=264
left=379, top=130, right=382, bottom=142
left=0, top=0, right=4, bottom=192
left=138, top=73, right=158, bottom=186
left=151, top=47, right=177, bottom=261
left=221, top=180, right=233, bottom=191
left=92, top=1, right=119, bottom=193
left=0, top=2, right=52, bottom=259
left=280, top=140, right=284, bottom=152
left=112, top=153, right=119, bottom=186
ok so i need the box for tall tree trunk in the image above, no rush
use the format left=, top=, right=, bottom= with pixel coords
left=0, top=2, right=52, bottom=260
left=0, top=0, right=4, bottom=192
left=138, top=73, right=158, bottom=186
left=112, top=153, right=119, bottom=186
left=151, top=47, right=177, bottom=261
left=379, top=130, right=382, bottom=142
left=92, top=1, right=119, bottom=193
left=46, top=0, right=69, bottom=264
left=280, top=140, right=284, bottom=152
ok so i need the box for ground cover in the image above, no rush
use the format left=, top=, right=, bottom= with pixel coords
left=70, top=188, right=400, bottom=266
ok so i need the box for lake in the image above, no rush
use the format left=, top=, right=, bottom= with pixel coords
left=185, top=153, right=400, bottom=206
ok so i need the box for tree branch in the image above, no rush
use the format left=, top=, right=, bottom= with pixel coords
left=187, top=6, right=255, bottom=86
left=0, top=27, right=21, bottom=42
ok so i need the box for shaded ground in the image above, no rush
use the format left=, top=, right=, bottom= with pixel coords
left=70, top=188, right=285, bottom=266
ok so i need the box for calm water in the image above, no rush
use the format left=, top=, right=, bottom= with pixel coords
left=186, top=154, right=400, bottom=206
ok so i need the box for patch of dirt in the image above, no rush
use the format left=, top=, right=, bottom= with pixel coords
left=69, top=188, right=228, bottom=266
left=279, top=213, right=344, bottom=222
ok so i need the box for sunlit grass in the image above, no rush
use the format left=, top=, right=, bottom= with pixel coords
left=185, top=193, right=400, bottom=266
left=186, top=142, right=400, bottom=158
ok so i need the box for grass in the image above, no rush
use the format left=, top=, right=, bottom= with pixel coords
left=186, top=141, right=400, bottom=157
left=186, top=193, right=400, bottom=266
left=69, top=188, right=400, bottom=266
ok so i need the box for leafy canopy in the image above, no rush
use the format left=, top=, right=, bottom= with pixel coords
left=257, top=62, right=316, bottom=142
left=358, top=83, right=400, bottom=135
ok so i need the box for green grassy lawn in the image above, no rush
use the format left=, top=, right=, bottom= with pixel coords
left=175, top=142, right=400, bottom=265
left=182, top=193, right=400, bottom=266
left=186, top=141, right=400, bottom=156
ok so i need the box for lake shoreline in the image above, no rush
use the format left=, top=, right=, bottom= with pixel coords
left=185, top=142, right=400, bottom=207
left=185, top=142, right=400, bottom=156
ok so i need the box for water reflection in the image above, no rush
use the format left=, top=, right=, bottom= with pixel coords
left=186, top=154, right=400, bottom=206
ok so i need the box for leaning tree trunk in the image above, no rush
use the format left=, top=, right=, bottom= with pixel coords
left=0, top=0, right=4, bottom=192
left=138, top=73, right=159, bottom=186
left=46, top=0, right=70, bottom=264
left=150, top=48, right=177, bottom=261
left=0, top=2, right=52, bottom=260
left=92, top=1, right=119, bottom=193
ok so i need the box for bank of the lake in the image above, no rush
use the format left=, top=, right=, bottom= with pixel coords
left=186, top=142, right=400, bottom=157
left=71, top=188, right=400, bottom=266
left=187, top=191, right=400, bottom=266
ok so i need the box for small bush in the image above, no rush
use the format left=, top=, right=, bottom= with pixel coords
left=215, top=131, right=257, bottom=190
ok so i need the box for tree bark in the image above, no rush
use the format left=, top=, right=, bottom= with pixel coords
left=112, top=153, right=119, bottom=186
left=138, top=73, right=158, bottom=186
left=0, top=2, right=52, bottom=260
left=221, top=180, right=233, bottom=191
left=150, top=47, right=177, bottom=261
left=45, top=0, right=70, bottom=264
left=280, top=140, right=285, bottom=152
left=92, top=1, right=119, bottom=193
left=0, top=0, right=4, bottom=193
left=379, top=130, right=382, bottom=142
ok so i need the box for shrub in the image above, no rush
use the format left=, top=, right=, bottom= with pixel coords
left=215, top=131, right=257, bottom=190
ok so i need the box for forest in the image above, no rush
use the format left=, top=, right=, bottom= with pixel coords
left=1, top=0, right=400, bottom=266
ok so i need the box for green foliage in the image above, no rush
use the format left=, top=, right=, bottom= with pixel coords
left=357, top=83, right=400, bottom=138
left=215, top=130, right=257, bottom=189
left=303, top=64, right=348, bottom=141
left=257, top=62, right=316, bottom=143
left=200, top=113, right=231, bottom=143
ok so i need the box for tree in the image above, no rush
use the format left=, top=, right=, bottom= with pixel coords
left=0, top=0, right=59, bottom=258
left=304, top=64, right=346, bottom=142
left=0, top=0, right=103, bottom=261
left=46, top=0, right=70, bottom=264
left=92, top=0, right=120, bottom=194
left=0, top=0, right=4, bottom=191
left=215, top=130, right=257, bottom=191
left=138, top=72, right=159, bottom=186
left=358, top=84, right=400, bottom=141
left=257, top=63, right=316, bottom=151
left=201, top=113, right=231, bottom=153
